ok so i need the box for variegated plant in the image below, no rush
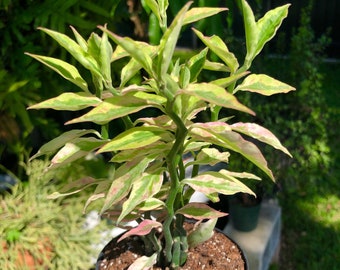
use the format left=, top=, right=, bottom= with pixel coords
left=27, top=0, right=294, bottom=269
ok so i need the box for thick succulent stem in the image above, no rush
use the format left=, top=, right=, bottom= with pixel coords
left=163, top=100, right=188, bottom=268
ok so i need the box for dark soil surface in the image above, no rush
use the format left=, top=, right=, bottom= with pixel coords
left=97, top=223, right=246, bottom=270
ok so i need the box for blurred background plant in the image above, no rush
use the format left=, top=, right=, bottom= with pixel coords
left=0, top=158, right=111, bottom=270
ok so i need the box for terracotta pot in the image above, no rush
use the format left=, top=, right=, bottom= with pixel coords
left=1, top=238, right=53, bottom=270
left=96, top=223, right=247, bottom=270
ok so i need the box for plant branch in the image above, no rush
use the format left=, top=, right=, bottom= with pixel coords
left=163, top=100, right=188, bottom=266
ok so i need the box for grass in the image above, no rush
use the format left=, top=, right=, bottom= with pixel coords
left=278, top=61, right=340, bottom=269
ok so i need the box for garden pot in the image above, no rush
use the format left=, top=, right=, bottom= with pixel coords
left=96, top=222, right=248, bottom=270
left=228, top=194, right=262, bottom=232
left=1, top=238, right=53, bottom=270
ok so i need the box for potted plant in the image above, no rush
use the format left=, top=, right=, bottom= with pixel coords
left=26, top=0, right=294, bottom=269
left=0, top=159, right=111, bottom=270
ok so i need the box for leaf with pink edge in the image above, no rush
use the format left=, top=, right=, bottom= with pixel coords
left=119, top=170, right=163, bottom=223
left=231, top=122, right=292, bottom=157
left=182, top=171, right=255, bottom=197
left=127, top=254, right=157, bottom=270
left=190, top=122, right=274, bottom=180
left=179, top=83, right=254, bottom=115
left=28, top=92, right=101, bottom=111
left=118, top=219, right=162, bottom=242
left=100, top=156, right=155, bottom=215
left=176, top=203, right=227, bottom=220
left=30, top=129, right=101, bottom=160
left=234, top=74, right=295, bottom=96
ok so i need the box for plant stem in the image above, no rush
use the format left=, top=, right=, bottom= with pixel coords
left=163, top=101, right=188, bottom=267
left=211, top=105, right=221, bottom=121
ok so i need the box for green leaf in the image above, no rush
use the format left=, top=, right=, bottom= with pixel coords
left=25, top=53, right=88, bottom=92
left=193, top=28, right=239, bottom=73
left=144, top=0, right=162, bottom=26
left=203, top=60, right=229, bottom=72
left=87, top=33, right=101, bottom=66
left=66, top=92, right=166, bottom=125
left=70, top=26, right=88, bottom=51
left=111, top=142, right=168, bottom=163
left=234, top=74, right=295, bottom=95
left=137, top=198, right=165, bottom=211
left=99, top=27, right=155, bottom=77
left=179, top=65, right=190, bottom=88
left=136, top=115, right=175, bottom=130
left=99, top=25, right=113, bottom=83
left=100, top=156, right=155, bottom=215
left=119, top=170, right=163, bottom=222
left=49, top=137, right=106, bottom=168
left=220, top=170, right=261, bottom=181
left=157, top=2, right=191, bottom=78
left=241, top=0, right=257, bottom=67
left=242, top=1, right=290, bottom=68
left=187, top=48, right=208, bottom=83
left=187, top=219, right=217, bottom=248
left=30, top=129, right=101, bottom=160
left=211, top=71, right=249, bottom=88
left=174, top=93, right=206, bottom=121
left=47, top=177, right=101, bottom=199
left=180, top=83, right=255, bottom=115
left=186, top=148, right=230, bottom=167
left=176, top=203, right=227, bottom=220
left=60, top=177, right=102, bottom=193
left=183, top=7, right=228, bottom=25
left=120, top=42, right=158, bottom=87
left=38, top=27, right=102, bottom=78
left=120, top=58, right=143, bottom=87
left=97, top=126, right=170, bottom=153
left=190, top=122, right=274, bottom=180
left=231, top=122, right=292, bottom=157
left=111, top=45, right=129, bottom=61
left=182, top=170, right=255, bottom=196
left=28, top=92, right=101, bottom=111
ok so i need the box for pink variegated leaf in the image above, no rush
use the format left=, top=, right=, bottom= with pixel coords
left=127, top=253, right=157, bottom=270
left=50, top=137, right=106, bottom=168
left=28, top=92, right=100, bottom=111
left=234, top=74, right=295, bottom=96
left=176, top=203, right=227, bottom=220
left=231, top=122, right=292, bottom=157
left=100, top=156, right=155, bottom=215
left=118, top=170, right=164, bottom=223
left=190, top=122, right=274, bottom=180
left=118, top=219, right=162, bottom=242
left=66, top=92, right=165, bottom=125
left=186, top=147, right=230, bottom=167
left=182, top=171, right=255, bottom=197
left=30, top=129, right=101, bottom=160
left=136, top=198, right=165, bottom=212
left=97, top=126, right=171, bottom=153
left=111, top=142, right=168, bottom=163
left=179, top=83, right=254, bottom=115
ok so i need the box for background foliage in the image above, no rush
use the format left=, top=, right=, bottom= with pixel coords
left=0, top=159, right=110, bottom=270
